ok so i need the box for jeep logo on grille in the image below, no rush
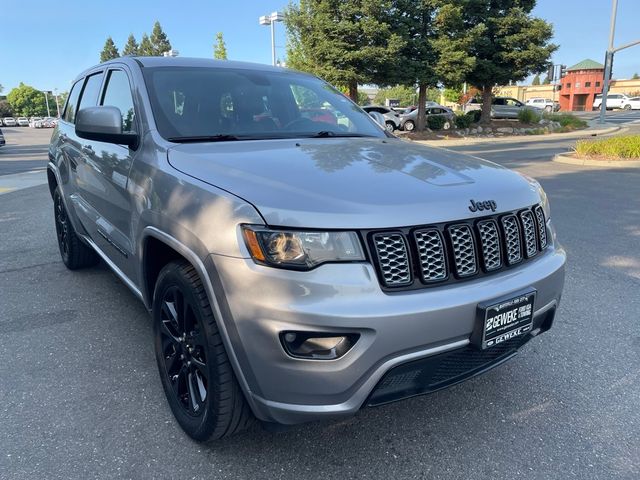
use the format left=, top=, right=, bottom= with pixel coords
left=469, top=199, right=497, bottom=212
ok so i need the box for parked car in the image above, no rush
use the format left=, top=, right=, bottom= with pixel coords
left=40, top=117, right=58, bottom=128
left=464, top=97, right=538, bottom=119
left=3, top=117, right=17, bottom=127
left=621, top=96, right=640, bottom=110
left=592, top=93, right=629, bottom=110
left=17, top=117, right=29, bottom=127
left=525, top=98, right=560, bottom=112
left=362, top=106, right=401, bottom=131
left=29, top=117, right=43, bottom=128
left=48, top=57, right=565, bottom=442
left=0, top=127, right=5, bottom=147
left=400, top=105, right=455, bottom=131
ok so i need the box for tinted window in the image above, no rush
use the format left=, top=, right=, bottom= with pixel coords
left=77, top=73, right=104, bottom=112
left=63, top=80, right=82, bottom=123
left=101, top=70, right=136, bottom=133
left=493, top=98, right=506, bottom=106
left=143, top=67, right=384, bottom=140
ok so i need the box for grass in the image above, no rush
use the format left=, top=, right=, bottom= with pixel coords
left=543, top=112, right=588, bottom=130
left=574, top=135, right=640, bottom=159
left=517, top=108, right=541, bottom=124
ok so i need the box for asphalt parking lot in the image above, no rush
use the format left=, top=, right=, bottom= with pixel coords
left=1, top=125, right=639, bottom=479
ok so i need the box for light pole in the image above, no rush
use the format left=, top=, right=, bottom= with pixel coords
left=259, top=11, right=284, bottom=66
left=43, top=91, right=51, bottom=117
left=599, top=0, right=640, bottom=123
left=53, top=88, right=61, bottom=117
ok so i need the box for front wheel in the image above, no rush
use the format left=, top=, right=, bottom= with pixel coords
left=624, top=104, right=632, bottom=110
left=153, top=261, right=254, bottom=442
left=403, top=120, right=415, bottom=131
left=384, top=121, right=395, bottom=132
left=545, top=106, right=552, bottom=112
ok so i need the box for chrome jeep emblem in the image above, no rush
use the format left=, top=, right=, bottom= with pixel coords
left=469, top=199, right=497, bottom=212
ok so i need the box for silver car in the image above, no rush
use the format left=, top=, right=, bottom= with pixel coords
left=465, top=97, right=539, bottom=119
left=400, top=105, right=455, bottom=131
left=362, top=105, right=401, bottom=131
left=48, top=57, right=565, bottom=442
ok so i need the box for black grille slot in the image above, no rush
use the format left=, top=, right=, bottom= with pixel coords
left=367, top=204, right=547, bottom=291
left=372, top=233, right=412, bottom=287
left=414, top=229, right=447, bottom=282
left=519, top=210, right=538, bottom=258
left=534, top=205, right=548, bottom=249
left=447, top=225, right=478, bottom=277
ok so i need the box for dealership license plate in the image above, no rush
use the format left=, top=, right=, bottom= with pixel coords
left=476, top=289, right=536, bottom=350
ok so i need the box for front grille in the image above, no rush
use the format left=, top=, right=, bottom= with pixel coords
left=368, top=204, right=548, bottom=291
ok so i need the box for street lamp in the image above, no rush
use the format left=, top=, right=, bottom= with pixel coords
left=53, top=88, right=61, bottom=117
left=259, top=11, right=284, bottom=66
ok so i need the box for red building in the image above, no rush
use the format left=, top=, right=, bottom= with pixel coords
left=558, top=59, right=604, bottom=111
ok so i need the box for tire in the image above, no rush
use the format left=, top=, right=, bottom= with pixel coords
left=384, top=121, right=395, bottom=132
left=153, top=260, right=254, bottom=442
left=545, top=106, right=552, bottom=113
left=442, top=121, right=451, bottom=130
left=624, top=104, right=631, bottom=110
left=403, top=120, right=415, bottom=131
left=53, top=187, right=98, bottom=270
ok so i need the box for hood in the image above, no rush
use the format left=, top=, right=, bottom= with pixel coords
left=168, top=137, right=542, bottom=229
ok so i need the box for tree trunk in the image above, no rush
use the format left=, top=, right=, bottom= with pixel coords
left=416, top=83, right=427, bottom=131
left=348, top=81, right=358, bottom=102
left=480, top=85, right=493, bottom=125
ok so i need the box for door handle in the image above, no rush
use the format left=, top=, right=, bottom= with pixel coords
left=81, top=145, right=94, bottom=154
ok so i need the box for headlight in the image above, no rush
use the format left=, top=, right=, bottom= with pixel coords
left=242, top=226, right=365, bottom=269
left=521, top=173, right=551, bottom=219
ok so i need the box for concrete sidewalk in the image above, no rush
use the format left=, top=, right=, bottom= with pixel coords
left=0, top=169, right=47, bottom=195
left=409, top=122, right=622, bottom=147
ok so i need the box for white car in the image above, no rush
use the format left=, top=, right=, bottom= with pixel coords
left=3, top=117, right=17, bottom=127
left=593, top=93, right=629, bottom=110
left=362, top=106, right=401, bottom=131
left=17, top=117, right=29, bottom=127
left=621, top=97, right=640, bottom=110
left=526, top=98, right=560, bottom=112
left=29, top=117, right=43, bottom=127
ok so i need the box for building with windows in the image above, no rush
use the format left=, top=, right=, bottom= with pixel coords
left=557, top=59, right=604, bottom=111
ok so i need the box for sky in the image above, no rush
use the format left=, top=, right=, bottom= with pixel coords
left=1, top=0, right=640, bottom=94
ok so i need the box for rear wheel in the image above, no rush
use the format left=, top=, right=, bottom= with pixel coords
left=624, top=104, right=632, bottom=110
left=403, top=120, right=415, bottom=131
left=544, top=105, right=552, bottom=112
left=53, top=187, right=98, bottom=270
left=153, top=260, right=254, bottom=442
left=384, top=121, right=395, bottom=132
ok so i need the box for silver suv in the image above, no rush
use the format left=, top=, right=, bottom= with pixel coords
left=48, top=57, right=565, bottom=442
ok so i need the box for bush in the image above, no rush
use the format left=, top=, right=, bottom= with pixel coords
left=543, top=113, right=587, bottom=130
left=455, top=113, right=475, bottom=129
left=518, top=108, right=541, bottom=124
left=574, top=135, right=640, bottom=159
left=427, top=115, right=446, bottom=130
left=466, top=109, right=481, bottom=123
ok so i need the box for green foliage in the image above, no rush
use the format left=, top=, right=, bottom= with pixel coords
left=0, top=84, right=3, bottom=94
left=100, top=37, right=119, bottom=62
left=542, top=75, right=551, bottom=84
left=543, top=112, right=587, bottom=129
left=150, top=21, right=172, bottom=55
left=518, top=108, right=541, bottom=124
left=0, top=100, right=13, bottom=117
left=633, top=73, right=640, bottom=80
left=214, top=32, right=228, bottom=60
left=454, top=112, right=475, bottom=129
left=575, top=135, right=640, bottom=159
left=122, top=34, right=139, bottom=56
left=374, top=85, right=416, bottom=106
left=284, top=0, right=404, bottom=99
left=427, top=114, right=446, bottom=130
left=532, top=74, right=541, bottom=85
left=139, top=33, right=154, bottom=56
left=6, top=83, right=48, bottom=116
left=357, top=91, right=370, bottom=105
left=443, top=87, right=462, bottom=104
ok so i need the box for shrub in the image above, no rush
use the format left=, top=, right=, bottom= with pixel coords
left=467, top=110, right=481, bottom=123
left=543, top=113, right=587, bottom=130
left=427, top=115, right=446, bottom=130
left=455, top=113, right=475, bottom=129
left=518, top=108, right=541, bottom=124
left=574, top=135, right=640, bottom=159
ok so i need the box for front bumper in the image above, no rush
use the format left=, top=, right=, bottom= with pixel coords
left=209, top=241, right=565, bottom=425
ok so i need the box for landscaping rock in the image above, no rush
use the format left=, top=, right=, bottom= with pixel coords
left=477, top=126, right=483, bottom=133
left=470, top=128, right=477, bottom=134
left=497, top=127, right=514, bottom=134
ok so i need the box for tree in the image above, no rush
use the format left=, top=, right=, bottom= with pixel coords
left=532, top=74, right=541, bottom=85
left=374, top=85, right=417, bottom=106
left=6, top=83, right=48, bottom=116
left=452, top=0, right=557, bottom=124
left=100, top=37, right=119, bottom=62
left=139, top=33, right=154, bottom=56
left=633, top=72, right=640, bottom=80
left=122, top=34, right=139, bottom=56
left=542, top=75, right=551, bottom=84
left=0, top=100, right=12, bottom=117
left=0, top=84, right=3, bottom=94
left=443, top=86, right=463, bottom=104
left=284, top=0, right=404, bottom=101
left=213, top=32, right=228, bottom=60
left=150, top=21, right=172, bottom=55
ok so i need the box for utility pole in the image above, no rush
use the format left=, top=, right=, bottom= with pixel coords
left=54, top=88, right=61, bottom=117
left=43, top=91, right=51, bottom=117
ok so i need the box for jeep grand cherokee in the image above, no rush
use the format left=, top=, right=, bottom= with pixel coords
left=48, top=57, right=565, bottom=441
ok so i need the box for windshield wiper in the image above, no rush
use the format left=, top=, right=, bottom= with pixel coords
left=308, top=131, right=375, bottom=138
left=167, top=134, right=241, bottom=143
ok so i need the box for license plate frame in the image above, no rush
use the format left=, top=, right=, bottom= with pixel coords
left=472, top=288, right=536, bottom=350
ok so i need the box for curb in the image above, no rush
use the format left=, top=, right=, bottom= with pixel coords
left=408, top=125, right=622, bottom=147
left=553, top=153, right=640, bottom=168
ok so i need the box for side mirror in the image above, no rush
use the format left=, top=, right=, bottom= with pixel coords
left=368, top=111, right=386, bottom=128
left=76, top=106, right=138, bottom=149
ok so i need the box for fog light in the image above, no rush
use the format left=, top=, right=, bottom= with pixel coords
left=280, top=331, right=359, bottom=360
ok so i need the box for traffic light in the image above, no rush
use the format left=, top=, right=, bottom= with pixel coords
left=559, top=65, right=567, bottom=79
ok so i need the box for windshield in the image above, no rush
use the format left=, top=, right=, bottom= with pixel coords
left=143, top=66, right=385, bottom=142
